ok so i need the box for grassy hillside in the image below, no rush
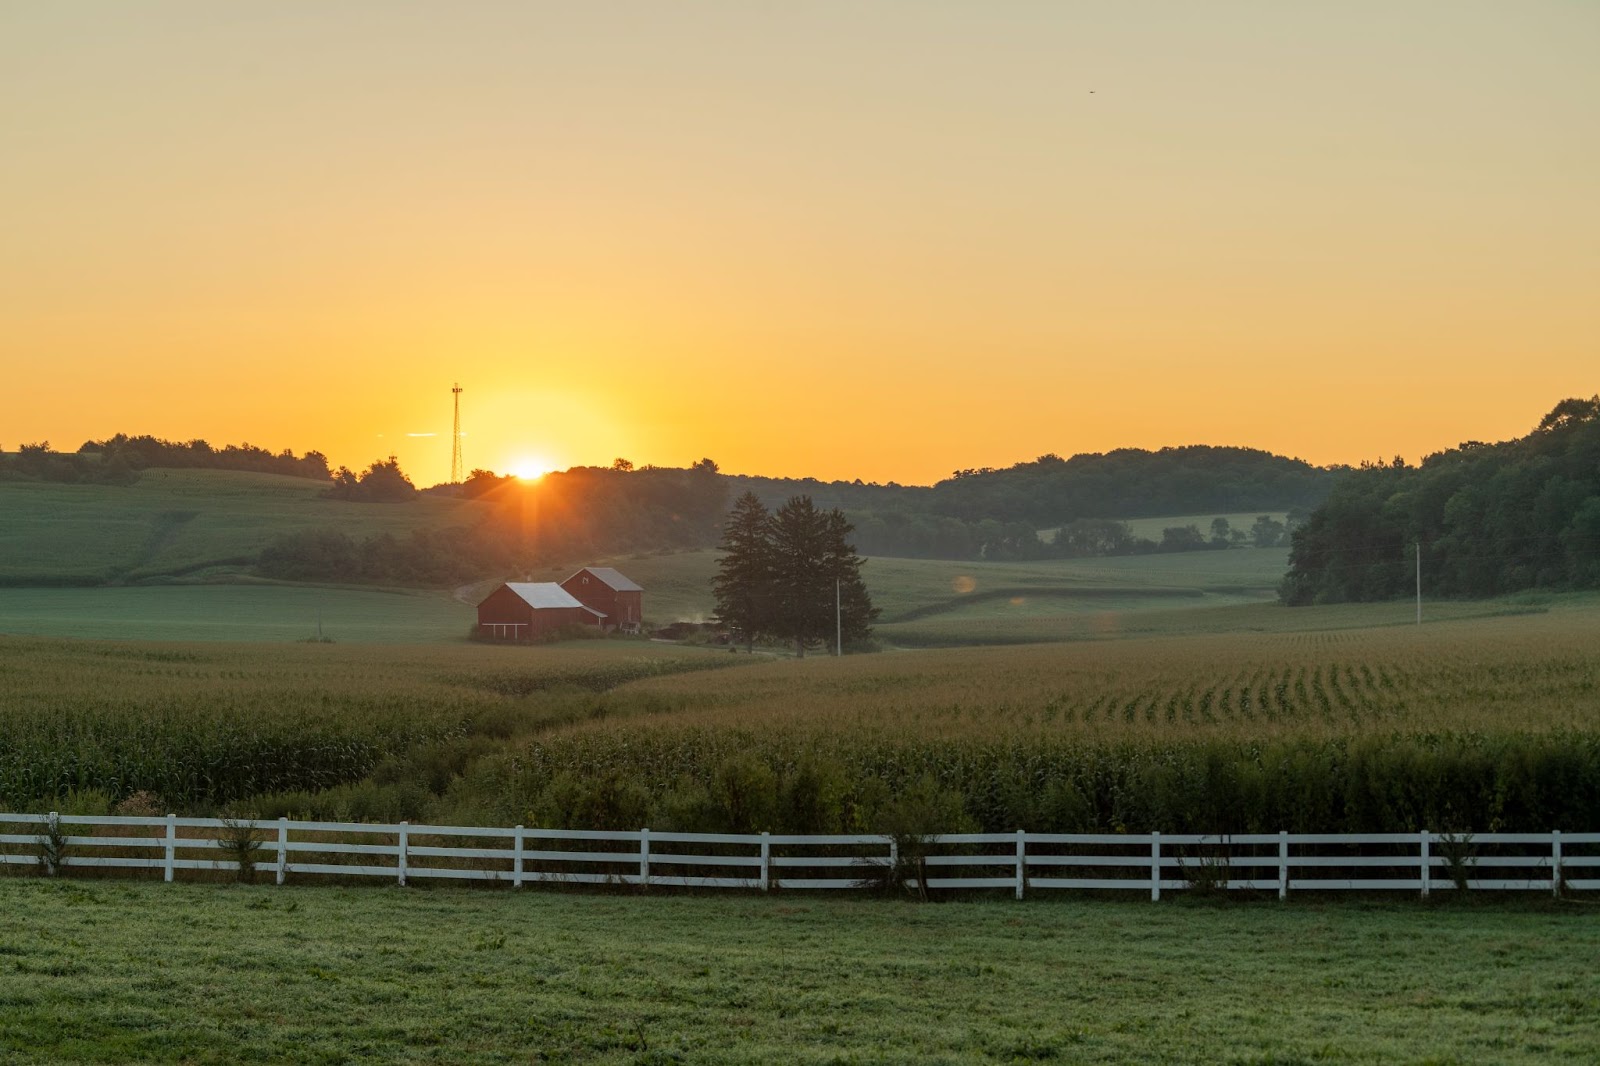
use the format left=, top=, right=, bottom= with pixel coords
left=0, top=467, right=1317, bottom=647
left=0, top=585, right=475, bottom=643
left=0, top=468, right=474, bottom=584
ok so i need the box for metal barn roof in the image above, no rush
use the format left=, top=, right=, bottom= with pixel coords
left=501, top=582, right=604, bottom=616
left=567, top=567, right=643, bottom=591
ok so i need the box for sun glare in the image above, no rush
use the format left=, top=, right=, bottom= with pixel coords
left=510, top=457, right=553, bottom=481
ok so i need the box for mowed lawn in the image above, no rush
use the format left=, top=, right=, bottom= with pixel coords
left=1, top=880, right=1595, bottom=1065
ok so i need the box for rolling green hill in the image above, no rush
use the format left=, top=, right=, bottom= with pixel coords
left=0, top=584, right=473, bottom=643
left=0, top=465, right=1321, bottom=646
left=0, top=468, right=474, bottom=585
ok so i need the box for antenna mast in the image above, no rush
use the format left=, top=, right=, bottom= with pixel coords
left=450, top=383, right=464, bottom=484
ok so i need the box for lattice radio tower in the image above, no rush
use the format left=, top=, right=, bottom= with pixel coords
left=450, top=383, right=464, bottom=484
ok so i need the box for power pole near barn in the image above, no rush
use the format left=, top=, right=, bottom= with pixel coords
left=1416, top=541, right=1422, bottom=625
left=835, top=578, right=842, bottom=656
left=450, top=383, right=464, bottom=484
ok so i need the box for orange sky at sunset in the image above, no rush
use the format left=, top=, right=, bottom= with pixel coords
left=4, top=3, right=1596, bottom=487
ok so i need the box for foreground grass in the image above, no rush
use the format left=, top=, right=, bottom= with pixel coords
left=0, top=881, right=1595, bottom=1064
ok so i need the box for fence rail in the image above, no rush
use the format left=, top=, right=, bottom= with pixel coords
left=3, top=813, right=1597, bottom=897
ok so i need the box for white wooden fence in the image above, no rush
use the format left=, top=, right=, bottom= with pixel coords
left=2, top=813, right=1596, bottom=898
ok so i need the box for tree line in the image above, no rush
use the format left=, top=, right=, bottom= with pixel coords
left=0, top=442, right=140, bottom=485
left=927, top=445, right=1333, bottom=525
left=1281, top=397, right=1600, bottom=604
left=80, top=434, right=333, bottom=480
left=713, top=493, right=878, bottom=656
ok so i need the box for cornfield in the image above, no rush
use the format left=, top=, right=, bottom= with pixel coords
left=483, top=611, right=1600, bottom=834
left=7, top=609, right=1600, bottom=834
left=0, top=637, right=742, bottom=811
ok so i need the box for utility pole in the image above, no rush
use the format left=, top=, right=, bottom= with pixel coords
left=835, top=578, right=842, bottom=657
left=1416, top=541, right=1422, bottom=625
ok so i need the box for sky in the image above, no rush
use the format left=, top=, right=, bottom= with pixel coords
left=3, top=2, right=1597, bottom=486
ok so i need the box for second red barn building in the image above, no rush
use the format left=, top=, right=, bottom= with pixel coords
left=560, top=567, right=644, bottom=633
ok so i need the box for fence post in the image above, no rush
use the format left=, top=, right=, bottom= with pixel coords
left=397, top=821, right=408, bottom=887
left=639, top=828, right=650, bottom=889
left=1278, top=830, right=1289, bottom=901
left=1419, top=829, right=1430, bottom=899
left=513, top=825, right=525, bottom=889
left=1150, top=832, right=1161, bottom=901
left=164, top=813, right=176, bottom=883
left=1551, top=830, right=1562, bottom=898
left=760, top=831, right=771, bottom=891
left=276, top=817, right=288, bottom=886
left=1015, top=829, right=1026, bottom=901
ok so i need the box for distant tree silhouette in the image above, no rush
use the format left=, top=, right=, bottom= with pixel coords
left=1282, top=396, right=1600, bottom=604
left=324, top=457, right=416, bottom=502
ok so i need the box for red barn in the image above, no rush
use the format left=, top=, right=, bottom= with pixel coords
left=560, top=567, right=644, bottom=633
left=475, top=582, right=604, bottom=640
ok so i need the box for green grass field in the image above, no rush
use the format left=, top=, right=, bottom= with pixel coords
left=0, top=880, right=1593, bottom=1065
left=0, top=469, right=474, bottom=584
left=0, top=539, right=1300, bottom=645
left=0, top=584, right=474, bottom=643
left=1040, top=510, right=1289, bottom=544
left=515, top=543, right=1293, bottom=643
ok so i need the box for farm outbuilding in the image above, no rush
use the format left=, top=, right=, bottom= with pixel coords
left=560, top=567, right=644, bottom=633
left=475, top=582, right=605, bottom=640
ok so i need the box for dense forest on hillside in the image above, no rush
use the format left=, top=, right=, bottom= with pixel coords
left=927, top=446, right=1334, bottom=524
left=1281, top=398, right=1600, bottom=604
left=734, top=447, right=1332, bottom=528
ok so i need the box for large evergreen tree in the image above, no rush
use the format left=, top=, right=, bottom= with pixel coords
left=712, top=492, right=774, bottom=652
left=714, top=493, right=878, bottom=656
left=768, top=496, right=834, bottom=658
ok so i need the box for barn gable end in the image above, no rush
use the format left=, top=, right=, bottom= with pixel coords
left=560, top=567, right=644, bottom=633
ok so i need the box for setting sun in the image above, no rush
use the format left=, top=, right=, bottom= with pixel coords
left=510, top=457, right=554, bottom=481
